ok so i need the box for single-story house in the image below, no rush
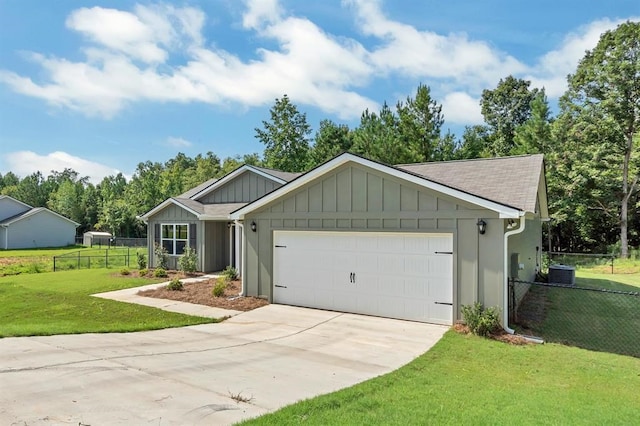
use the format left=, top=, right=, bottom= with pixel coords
left=138, top=165, right=300, bottom=271
left=0, top=195, right=80, bottom=249
left=142, top=153, right=548, bottom=327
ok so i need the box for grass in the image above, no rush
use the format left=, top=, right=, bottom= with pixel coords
left=514, top=270, right=640, bottom=357
left=241, top=331, right=640, bottom=425
left=0, top=269, right=215, bottom=337
left=0, top=246, right=147, bottom=276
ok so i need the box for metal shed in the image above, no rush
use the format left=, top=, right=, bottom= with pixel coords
left=83, top=231, right=113, bottom=247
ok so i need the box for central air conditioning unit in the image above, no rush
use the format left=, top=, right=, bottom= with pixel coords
left=548, top=264, right=575, bottom=286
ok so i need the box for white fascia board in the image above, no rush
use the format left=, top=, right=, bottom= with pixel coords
left=139, top=198, right=201, bottom=220
left=190, top=165, right=287, bottom=201
left=231, top=153, right=522, bottom=219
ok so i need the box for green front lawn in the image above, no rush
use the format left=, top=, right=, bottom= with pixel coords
left=0, top=269, right=215, bottom=337
left=242, top=331, right=640, bottom=425
left=0, top=246, right=146, bottom=276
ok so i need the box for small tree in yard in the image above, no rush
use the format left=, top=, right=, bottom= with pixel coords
left=154, top=243, right=168, bottom=269
left=179, top=246, right=198, bottom=275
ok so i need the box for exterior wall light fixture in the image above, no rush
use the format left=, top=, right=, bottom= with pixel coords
left=250, top=221, right=257, bottom=232
left=477, top=219, right=487, bottom=235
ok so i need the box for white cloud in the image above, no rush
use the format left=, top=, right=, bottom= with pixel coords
left=0, top=0, right=636, bottom=123
left=527, top=17, right=637, bottom=97
left=441, top=92, right=483, bottom=125
left=3, top=151, right=124, bottom=184
left=242, top=0, right=282, bottom=29
left=346, top=0, right=527, bottom=90
left=166, top=136, right=192, bottom=148
left=0, top=2, right=377, bottom=119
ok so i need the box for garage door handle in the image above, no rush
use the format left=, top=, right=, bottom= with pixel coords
left=434, top=302, right=453, bottom=306
left=275, top=285, right=287, bottom=288
left=435, top=251, right=453, bottom=255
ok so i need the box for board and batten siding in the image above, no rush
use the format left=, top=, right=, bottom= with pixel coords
left=243, top=163, right=505, bottom=321
left=147, top=205, right=202, bottom=271
left=204, top=221, right=231, bottom=272
left=197, top=171, right=281, bottom=204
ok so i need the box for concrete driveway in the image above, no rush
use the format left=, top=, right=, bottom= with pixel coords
left=0, top=305, right=447, bottom=425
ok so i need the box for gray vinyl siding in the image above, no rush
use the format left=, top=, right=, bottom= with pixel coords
left=203, top=221, right=231, bottom=272
left=4, top=212, right=76, bottom=249
left=0, top=198, right=30, bottom=221
left=197, top=171, right=281, bottom=204
left=147, top=206, right=201, bottom=271
left=509, top=216, right=543, bottom=307
left=243, top=163, right=505, bottom=321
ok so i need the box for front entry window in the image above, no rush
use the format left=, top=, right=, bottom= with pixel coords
left=162, top=224, right=188, bottom=255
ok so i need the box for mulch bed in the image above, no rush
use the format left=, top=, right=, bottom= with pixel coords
left=453, top=323, right=530, bottom=345
left=137, top=277, right=268, bottom=311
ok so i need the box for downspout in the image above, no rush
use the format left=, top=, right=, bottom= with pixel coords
left=234, top=220, right=246, bottom=296
left=503, top=216, right=525, bottom=335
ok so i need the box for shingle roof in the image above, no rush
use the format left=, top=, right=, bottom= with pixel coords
left=202, top=202, right=248, bottom=217
left=0, top=207, right=80, bottom=226
left=179, top=178, right=218, bottom=199
left=251, top=166, right=301, bottom=182
left=171, top=198, right=247, bottom=218
left=396, top=154, right=544, bottom=213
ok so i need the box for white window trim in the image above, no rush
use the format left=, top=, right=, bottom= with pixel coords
left=161, top=223, right=189, bottom=256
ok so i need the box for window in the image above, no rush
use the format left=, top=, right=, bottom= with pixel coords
left=161, top=224, right=189, bottom=255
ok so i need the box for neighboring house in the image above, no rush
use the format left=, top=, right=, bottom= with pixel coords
left=142, top=153, right=548, bottom=327
left=138, top=165, right=300, bottom=272
left=0, top=195, right=80, bottom=249
left=231, top=153, right=548, bottom=327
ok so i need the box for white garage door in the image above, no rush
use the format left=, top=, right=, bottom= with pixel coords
left=273, top=231, right=453, bottom=324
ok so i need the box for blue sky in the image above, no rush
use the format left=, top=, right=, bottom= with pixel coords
left=1, top=0, right=638, bottom=183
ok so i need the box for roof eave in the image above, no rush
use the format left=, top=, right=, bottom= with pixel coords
left=231, top=153, right=527, bottom=220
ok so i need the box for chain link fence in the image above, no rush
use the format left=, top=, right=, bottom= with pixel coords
left=547, top=252, right=615, bottom=273
left=53, top=248, right=142, bottom=271
left=509, top=279, right=640, bottom=358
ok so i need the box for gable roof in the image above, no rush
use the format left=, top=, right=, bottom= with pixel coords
left=178, top=177, right=218, bottom=199
left=0, top=194, right=32, bottom=210
left=137, top=197, right=247, bottom=221
left=0, top=207, right=80, bottom=227
left=397, top=154, right=546, bottom=214
left=231, top=153, right=548, bottom=220
left=188, top=164, right=294, bottom=201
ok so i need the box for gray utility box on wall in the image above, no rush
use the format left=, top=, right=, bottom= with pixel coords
left=549, top=264, right=576, bottom=286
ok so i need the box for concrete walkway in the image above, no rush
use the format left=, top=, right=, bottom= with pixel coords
left=0, top=305, right=448, bottom=425
left=93, top=275, right=243, bottom=319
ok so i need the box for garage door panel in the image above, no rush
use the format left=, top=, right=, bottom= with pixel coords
left=378, top=254, right=405, bottom=274
left=273, top=231, right=453, bottom=324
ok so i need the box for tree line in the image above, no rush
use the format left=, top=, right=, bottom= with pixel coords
left=1, top=22, right=638, bottom=256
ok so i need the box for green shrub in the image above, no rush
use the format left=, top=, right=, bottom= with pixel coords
left=178, top=246, right=198, bottom=275
left=222, top=265, right=238, bottom=280
left=120, top=268, right=131, bottom=276
left=138, top=268, right=149, bottom=277
left=154, top=244, right=168, bottom=269
left=213, top=277, right=229, bottom=297
left=136, top=252, right=147, bottom=270
left=167, top=278, right=183, bottom=291
left=461, top=302, right=501, bottom=337
left=153, top=268, right=168, bottom=278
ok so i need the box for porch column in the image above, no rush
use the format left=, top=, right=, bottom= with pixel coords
left=228, top=224, right=234, bottom=268
left=234, top=222, right=241, bottom=272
